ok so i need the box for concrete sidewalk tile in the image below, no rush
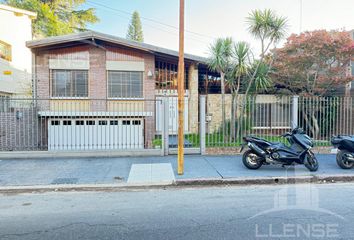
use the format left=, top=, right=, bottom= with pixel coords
left=0, top=154, right=353, bottom=188
left=151, top=163, right=175, bottom=182
left=169, top=155, right=222, bottom=180
left=127, top=163, right=175, bottom=184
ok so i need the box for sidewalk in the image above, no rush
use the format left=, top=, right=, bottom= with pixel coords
left=0, top=154, right=353, bottom=191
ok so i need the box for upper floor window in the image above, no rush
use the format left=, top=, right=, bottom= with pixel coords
left=155, top=60, right=188, bottom=90
left=108, top=71, right=143, bottom=98
left=0, top=40, right=12, bottom=62
left=51, top=70, right=88, bottom=97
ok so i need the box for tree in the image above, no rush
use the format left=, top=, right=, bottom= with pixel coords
left=126, top=11, right=144, bottom=42
left=239, top=9, right=287, bottom=123
left=245, top=9, right=288, bottom=96
left=270, top=30, right=354, bottom=137
left=270, top=30, right=353, bottom=96
left=248, top=60, right=272, bottom=94
left=3, top=0, right=99, bottom=38
left=227, top=41, right=251, bottom=140
left=207, top=37, right=233, bottom=137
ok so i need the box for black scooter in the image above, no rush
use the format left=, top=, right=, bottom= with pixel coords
left=331, top=135, right=354, bottom=169
left=240, top=128, right=319, bottom=171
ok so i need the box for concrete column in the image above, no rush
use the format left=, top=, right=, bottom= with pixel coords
left=188, top=63, right=199, bottom=134
left=292, top=96, right=299, bottom=129
left=199, top=95, right=206, bottom=155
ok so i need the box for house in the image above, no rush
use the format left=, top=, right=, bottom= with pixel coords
left=1, top=29, right=292, bottom=152
left=0, top=4, right=36, bottom=97
left=26, top=31, right=211, bottom=151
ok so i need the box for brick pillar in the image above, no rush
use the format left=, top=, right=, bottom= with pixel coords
left=35, top=52, right=50, bottom=110
left=143, top=53, right=155, bottom=148
left=89, top=47, right=107, bottom=111
left=188, top=63, right=199, bottom=133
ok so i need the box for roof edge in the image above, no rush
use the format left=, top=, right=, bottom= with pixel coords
left=0, top=4, right=37, bottom=18
left=26, top=31, right=208, bottom=63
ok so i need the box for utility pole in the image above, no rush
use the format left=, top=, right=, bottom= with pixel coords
left=177, top=0, right=185, bottom=175
left=299, top=0, right=303, bottom=33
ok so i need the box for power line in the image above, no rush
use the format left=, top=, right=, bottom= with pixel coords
left=85, top=1, right=211, bottom=45
left=86, top=0, right=216, bottom=41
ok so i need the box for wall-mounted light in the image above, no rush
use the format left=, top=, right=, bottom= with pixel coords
left=147, top=70, right=153, bottom=77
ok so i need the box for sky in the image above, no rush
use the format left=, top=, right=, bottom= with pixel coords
left=83, top=0, right=354, bottom=57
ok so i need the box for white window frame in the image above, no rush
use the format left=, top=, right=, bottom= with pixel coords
left=51, top=69, right=89, bottom=98
left=107, top=71, right=144, bottom=99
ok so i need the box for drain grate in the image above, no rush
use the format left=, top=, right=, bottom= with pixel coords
left=51, top=178, right=78, bottom=185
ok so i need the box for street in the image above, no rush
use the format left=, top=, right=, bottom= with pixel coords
left=0, top=183, right=353, bottom=240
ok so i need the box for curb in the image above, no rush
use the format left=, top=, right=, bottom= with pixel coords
left=0, top=182, right=174, bottom=194
left=175, top=175, right=354, bottom=186
left=1, top=175, right=354, bottom=194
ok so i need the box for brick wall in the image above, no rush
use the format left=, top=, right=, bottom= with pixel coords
left=35, top=51, right=50, bottom=108
left=143, top=53, right=156, bottom=148
left=0, top=108, right=43, bottom=151
left=89, top=47, right=107, bottom=111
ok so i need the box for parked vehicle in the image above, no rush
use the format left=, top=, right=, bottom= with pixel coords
left=331, top=135, right=354, bottom=169
left=240, top=128, right=318, bottom=171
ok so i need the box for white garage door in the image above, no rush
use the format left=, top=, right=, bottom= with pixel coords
left=48, top=118, right=144, bottom=151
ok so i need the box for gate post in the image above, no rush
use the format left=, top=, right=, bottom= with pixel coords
left=291, top=96, right=299, bottom=129
left=199, top=95, right=206, bottom=155
left=162, top=97, right=169, bottom=156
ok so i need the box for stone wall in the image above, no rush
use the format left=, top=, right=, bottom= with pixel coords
left=206, top=94, right=285, bottom=133
left=188, top=63, right=199, bottom=134
left=206, top=94, right=233, bottom=133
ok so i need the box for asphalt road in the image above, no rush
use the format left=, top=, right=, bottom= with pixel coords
left=0, top=183, right=353, bottom=240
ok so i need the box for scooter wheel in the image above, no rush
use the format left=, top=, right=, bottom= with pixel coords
left=304, top=152, right=319, bottom=172
left=336, top=150, right=354, bottom=169
left=242, top=150, right=263, bottom=170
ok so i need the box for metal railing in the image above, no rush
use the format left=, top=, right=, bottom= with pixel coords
left=0, top=97, right=158, bottom=151
left=203, top=95, right=354, bottom=148
left=1, top=95, right=353, bottom=153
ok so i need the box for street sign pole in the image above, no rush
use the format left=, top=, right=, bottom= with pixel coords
left=177, top=0, right=185, bottom=175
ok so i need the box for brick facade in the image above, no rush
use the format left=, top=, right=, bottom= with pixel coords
left=0, top=108, right=45, bottom=151
left=143, top=53, right=156, bottom=147
left=89, top=47, right=107, bottom=111
left=32, top=43, right=159, bottom=149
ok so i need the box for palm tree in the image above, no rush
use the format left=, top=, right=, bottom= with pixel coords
left=245, top=9, right=287, bottom=95
left=240, top=9, right=288, bottom=121
left=228, top=41, right=251, bottom=140
left=208, top=37, right=233, bottom=137
left=252, top=61, right=272, bottom=93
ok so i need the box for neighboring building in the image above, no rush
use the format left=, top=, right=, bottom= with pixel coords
left=349, top=29, right=354, bottom=96
left=0, top=4, right=36, bottom=97
left=26, top=31, right=210, bottom=150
